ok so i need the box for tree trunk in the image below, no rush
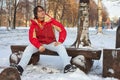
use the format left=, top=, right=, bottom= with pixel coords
left=13, top=5, right=17, bottom=29
left=37, top=0, right=42, bottom=5
left=60, top=0, right=65, bottom=22
left=7, top=0, right=12, bottom=28
left=25, top=0, right=29, bottom=27
left=6, top=0, right=13, bottom=29
left=97, top=0, right=102, bottom=33
left=0, top=0, right=3, bottom=27
left=34, top=0, right=37, bottom=7
left=72, top=0, right=91, bottom=48
left=53, top=0, right=59, bottom=19
left=13, top=0, right=19, bottom=29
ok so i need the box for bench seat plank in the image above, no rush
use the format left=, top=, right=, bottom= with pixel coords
left=11, top=45, right=101, bottom=60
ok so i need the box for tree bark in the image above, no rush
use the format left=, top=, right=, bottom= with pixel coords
left=25, top=0, right=29, bottom=27
left=13, top=0, right=20, bottom=29
left=53, top=0, right=59, bottom=19
left=97, top=0, right=103, bottom=33
left=72, top=0, right=91, bottom=48
left=13, top=4, right=17, bottom=29
left=0, top=0, right=3, bottom=27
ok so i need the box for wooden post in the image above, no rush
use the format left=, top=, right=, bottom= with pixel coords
left=98, top=0, right=103, bottom=33
left=103, top=49, right=120, bottom=79
left=116, top=25, right=120, bottom=48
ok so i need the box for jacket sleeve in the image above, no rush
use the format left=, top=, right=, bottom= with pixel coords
left=51, top=18, right=67, bottom=43
left=29, top=23, right=42, bottom=49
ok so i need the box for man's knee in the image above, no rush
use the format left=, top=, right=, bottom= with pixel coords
left=25, top=44, right=38, bottom=53
left=56, top=44, right=66, bottom=51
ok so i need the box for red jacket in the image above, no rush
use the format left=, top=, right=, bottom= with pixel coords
left=29, top=15, right=67, bottom=49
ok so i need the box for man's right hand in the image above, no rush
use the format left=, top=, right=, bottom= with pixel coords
left=39, top=46, right=45, bottom=52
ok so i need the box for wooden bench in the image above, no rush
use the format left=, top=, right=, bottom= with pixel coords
left=10, top=45, right=101, bottom=73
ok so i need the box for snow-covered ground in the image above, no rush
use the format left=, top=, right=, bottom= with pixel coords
left=0, top=27, right=119, bottom=80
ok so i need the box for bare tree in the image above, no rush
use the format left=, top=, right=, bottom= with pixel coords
left=97, top=0, right=103, bottom=33
left=47, top=0, right=60, bottom=19
left=0, top=0, right=4, bottom=26
left=12, top=0, right=20, bottom=29
left=60, top=0, right=65, bottom=21
left=37, top=0, right=42, bottom=5
left=25, top=0, right=29, bottom=27
left=89, top=0, right=98, bottom=27
left=33, top=0, right=37, bottom=7
left=72, top=0, right=91, bottom=48
left=0, top=0, right=108, bottom=30
left=6, top=0, right=13, bottom=29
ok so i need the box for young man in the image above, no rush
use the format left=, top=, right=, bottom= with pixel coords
left=13, top=6, right=76, bottom=75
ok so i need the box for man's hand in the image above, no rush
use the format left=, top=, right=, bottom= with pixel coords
left=54, top=42, right=62, bottom=46
left=39, top=46, right=45, bottom=52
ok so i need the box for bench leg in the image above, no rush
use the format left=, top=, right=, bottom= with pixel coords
left=9, top=52, right=40, bottom=66
left=71, top=55, right=93, bottom=73
left=28, top=52, right=40, bottom=65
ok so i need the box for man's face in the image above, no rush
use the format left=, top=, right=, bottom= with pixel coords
left=37, top=7, right=45, bottom=19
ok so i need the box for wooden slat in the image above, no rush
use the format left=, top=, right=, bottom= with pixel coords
left=11, top=45, right=101, bottom=60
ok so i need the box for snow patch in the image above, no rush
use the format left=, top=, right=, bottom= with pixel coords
left=0, top=27, right=118, bottom=80
left=72, top=55, right=86, bottom=68
left=10, top=53, right=18, bottom=64
left=112, top=50, right=117, bottom=59
left=108, top=68, right=114, bottom=74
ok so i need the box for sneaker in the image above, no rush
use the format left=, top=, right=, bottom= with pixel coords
left=11, top=65, right=24, bottom=75
left=64, top=64, right=77, bottom=73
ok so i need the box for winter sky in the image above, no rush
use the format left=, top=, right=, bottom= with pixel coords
left=94, top=0, right=120, bottom=18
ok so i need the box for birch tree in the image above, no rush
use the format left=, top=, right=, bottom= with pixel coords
left=72, top=0, right=91, bottom=48
left=97, top=0, right=103, bottom=33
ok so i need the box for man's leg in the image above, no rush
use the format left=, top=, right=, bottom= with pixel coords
left=43, top=42, right=70, bottom=68
left=18, top=44, right=38, bottom=69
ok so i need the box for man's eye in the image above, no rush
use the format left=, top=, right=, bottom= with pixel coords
left=38, top=10, right=44, bottom=12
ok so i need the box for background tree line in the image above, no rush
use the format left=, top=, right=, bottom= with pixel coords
left=0, top=0, right=108, bottom=29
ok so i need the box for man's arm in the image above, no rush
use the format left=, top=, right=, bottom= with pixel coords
left=29, top=20, right=42, bottom=49
left=51, top=18, right=67, bottom=43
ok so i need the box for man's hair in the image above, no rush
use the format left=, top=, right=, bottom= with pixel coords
left=33, top=6, right=44, bottom=19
